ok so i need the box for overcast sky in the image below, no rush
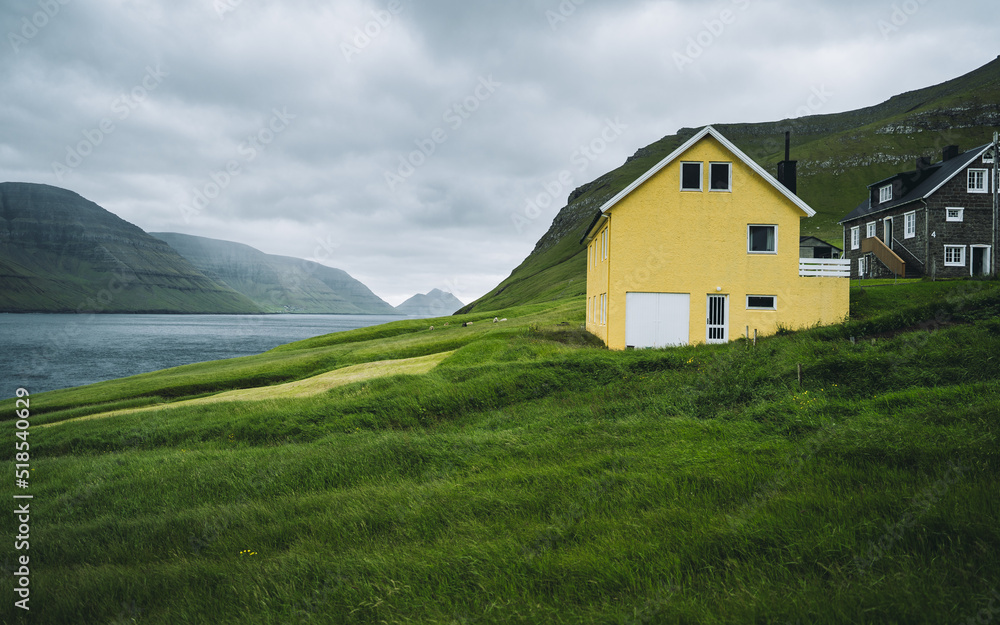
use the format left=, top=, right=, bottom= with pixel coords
left=1, top=0, right=997, bottom=305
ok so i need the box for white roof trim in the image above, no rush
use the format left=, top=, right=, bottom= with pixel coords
left=920, top=145, right=991, bottom=199
left=597, top=126, right=816, bottom=217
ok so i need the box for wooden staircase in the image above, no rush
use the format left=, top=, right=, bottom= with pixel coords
left=861, top=237, right=906, bottom=278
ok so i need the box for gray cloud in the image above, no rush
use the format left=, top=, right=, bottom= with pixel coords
left=1, top=0, right=996, bottom=304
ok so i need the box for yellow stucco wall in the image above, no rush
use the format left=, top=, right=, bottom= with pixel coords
left=585, top=218, right=610, bottom=344
left=586, top=134, right=849, bottom=350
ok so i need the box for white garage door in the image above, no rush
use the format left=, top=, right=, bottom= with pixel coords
left=625, top=292, right=690, bottom=348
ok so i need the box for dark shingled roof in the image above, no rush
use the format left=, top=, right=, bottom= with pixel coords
left=838, top=144, right=992, bottom=224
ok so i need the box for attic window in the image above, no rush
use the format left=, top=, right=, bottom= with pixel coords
left=946, top=208, right=964, bottom=222
left=709, top=162, right=732, bottom=191
left=680, top=162, right=702, bottom=191
left=879, top=184, right=893, bottom=203
left=968, top=169, right=988, bottom=194
left=984, top=147, right=995, bottom=164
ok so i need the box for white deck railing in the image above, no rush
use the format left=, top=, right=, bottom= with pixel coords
left=799, top=258, right=850, bottom=277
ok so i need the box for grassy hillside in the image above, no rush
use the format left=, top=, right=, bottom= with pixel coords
left=460, top=57, right=1000, bottom=314
left=4, top=279, right=999, bottom=624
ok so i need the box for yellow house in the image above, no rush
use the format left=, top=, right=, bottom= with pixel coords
left=582, top=126, right=849, bottom=349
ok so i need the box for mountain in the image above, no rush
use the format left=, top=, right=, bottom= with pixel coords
left=0, top=182, right=261, bottom=313
left=394, top=289, right=464, bottom=317
left=151, top=232, right=396, bottom=314
left=459, top=56, right=1000, bottom=314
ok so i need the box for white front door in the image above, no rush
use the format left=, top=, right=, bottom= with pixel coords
left=706, top=294, right=729, bottom=344
left=625, top=292, right=690, bottom=348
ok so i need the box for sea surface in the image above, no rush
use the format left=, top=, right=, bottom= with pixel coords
left=0, top=313, right=407, bottom=397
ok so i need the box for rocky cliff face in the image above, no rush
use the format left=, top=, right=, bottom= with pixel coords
left=151, top=232, right=396, bottom=314
left=394, top=289, right=464, bottom=317
left=0, top=182, right=261, bottom=313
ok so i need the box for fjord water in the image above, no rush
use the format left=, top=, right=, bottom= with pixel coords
left=0, top=314, right=406, bottom=396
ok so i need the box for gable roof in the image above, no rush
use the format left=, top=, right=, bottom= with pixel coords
left=838, top=144, right=992, bottom=224
left=581, top=126, right=816, bottom=243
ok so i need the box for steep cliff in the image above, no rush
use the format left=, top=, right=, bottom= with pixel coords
left=0, top=183, right=261, bottom=313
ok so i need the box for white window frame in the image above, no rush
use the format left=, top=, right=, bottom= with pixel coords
left=601, top=228, right=608, bottom=261
left=709, top=162, right=732, bottom=192
left=858, top=256, right=867, bottom=277
left=680, top=162, right=703, bottom=192
left=747, top=224, right=777, bottom=254
left=968, top=169, right=989, bottom=194
left=983, top=147, right=995, bottom=165
left=879, top=184, right=893, bottom=203
left=945, top=207, right=964, bottom=222
left=866, top=222, right=876, bottom=239
left=903, top=211, right=916, bottom=239
left=601, top=293, right=607, bottom=325
left=850, top=226, right=860, bottom=250
left=746, top=295, right=776, bottom=310
left=944, top=245, right=966, bottom=267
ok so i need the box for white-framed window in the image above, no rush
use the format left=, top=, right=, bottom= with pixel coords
left=850, top=226, right=860, bottom=250
left=866, top=222, right=877, bottom=238
left=946, top=207, right=964, bottom=222
left=601, top=228, right=608, bottom=261
left=680, top=162, right=702, bottom=191
left=904, top=211, right=916, bottom=239
left=984, top=147, right=995, bottom=164
left=600, top=293, right=607, bottom=325
left=968, top=169, right=989, bottom=193
left=944, top=245, right=966, bottom=266
left=879, top=184, right=893, bottom=203
left=746, top=295, right=776, bottom=310
left=709, top=162, right=732, bottom=192
left=858, top=256, right=867, bottom=277
left=748, top=224, right=777, bottom=253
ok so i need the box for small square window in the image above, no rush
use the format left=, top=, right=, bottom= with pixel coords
left=968, top=169, right=988, bottom=193
left=944, top=245, right=966, bottom=266
left=748, top=225, right=776, bottom=253
left=681, top=162, right=702, bottom=191
left=946, top=208, right=964, bottom=222
left=746, top=295, right=776, bottom=310
left=850, top=226, right=860, bottom=250
left=879, top=184, right=893, bottom=203
left=866, top=222, right=876, bottom=238
left=709, top=162, right=732, bottom=191
left=904, top=211, right=916, bottom=239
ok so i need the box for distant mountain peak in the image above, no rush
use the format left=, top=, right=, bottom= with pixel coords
left=395, top=290, right=464, bottom=318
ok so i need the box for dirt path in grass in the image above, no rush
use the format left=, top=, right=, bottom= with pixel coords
left=44, top=351, right=454, bottom=428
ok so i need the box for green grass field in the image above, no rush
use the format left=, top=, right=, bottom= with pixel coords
left=3, top=280, right=1000, bottom=624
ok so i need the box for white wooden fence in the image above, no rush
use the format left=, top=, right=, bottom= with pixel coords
left=799, top=258, right=850, bottom=277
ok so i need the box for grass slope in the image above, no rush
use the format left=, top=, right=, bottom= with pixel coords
left=3, top=279, right=999, bottom=624
left=461, top=57, right=1000, bottom=314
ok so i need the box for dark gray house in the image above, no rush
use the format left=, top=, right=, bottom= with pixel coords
left=799, top=236, right=842, bottom=259
left=839, top=142, right=998, bottom=279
